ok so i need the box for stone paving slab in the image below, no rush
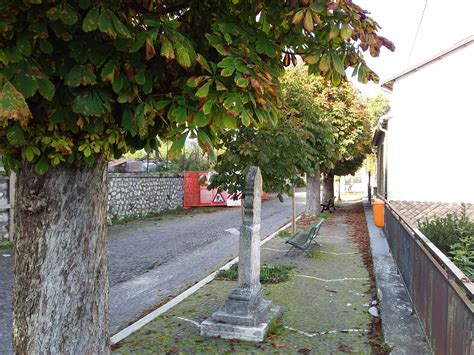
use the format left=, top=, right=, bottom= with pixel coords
left=113, top=204, right=376, bottom=354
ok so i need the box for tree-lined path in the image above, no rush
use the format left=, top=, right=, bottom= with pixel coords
left=0, top=192, right=305, bottom=354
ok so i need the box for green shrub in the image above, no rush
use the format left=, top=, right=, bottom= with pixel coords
left=216, top=264, right=295, bottom=284
left=418, top=206, right=474, bottom=254
left=418, top=206, right=474, bottom=279
left=450, top=235, right=474, bottom=280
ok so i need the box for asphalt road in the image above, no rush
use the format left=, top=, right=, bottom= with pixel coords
left=0, top=192, right=306, bottom=353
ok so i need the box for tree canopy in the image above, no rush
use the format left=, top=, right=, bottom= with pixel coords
left=367, top=92, right=390, bottom=127
left=0, top=0, right=393, bottom=175
left=210, top=65, right=374, bottom=197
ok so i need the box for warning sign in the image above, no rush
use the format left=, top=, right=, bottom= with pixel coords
left=226, top=192, right=242, bottom=207
left=213, top=193, right=225, bottom=203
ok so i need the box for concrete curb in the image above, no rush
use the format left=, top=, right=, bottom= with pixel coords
left=111, top=215, right=302, bottom=345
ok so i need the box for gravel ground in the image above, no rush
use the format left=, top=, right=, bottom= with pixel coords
left=0, top=192, right=305, bottom=354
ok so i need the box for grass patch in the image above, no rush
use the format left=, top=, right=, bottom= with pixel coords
left=276, top=230, right=291, bottom=238
left=319, top=212, right=332, bottom=219
left=310, top=250, right=324, bottom=260
left=0, top=240, right=13, bottom=251
left=217, top=264, right=295, bottom=284
left=267, top=316, right=284, bottom=337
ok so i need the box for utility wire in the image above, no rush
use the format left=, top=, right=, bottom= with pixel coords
left=406, top=0, right=429, bottom=67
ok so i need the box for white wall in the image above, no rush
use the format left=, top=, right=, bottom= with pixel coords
left=387, top=42, right=474, bottom=203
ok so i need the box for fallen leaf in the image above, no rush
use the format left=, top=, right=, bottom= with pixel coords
left=273, top=342, right=285, bottom=349
left=338, top=341, right=352, bottom=353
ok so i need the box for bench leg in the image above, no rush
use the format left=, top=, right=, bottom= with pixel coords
left=285, top=246, right=295, bottom=256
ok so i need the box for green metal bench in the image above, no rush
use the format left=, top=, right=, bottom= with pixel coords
left=285, top=218, right=325, bottom=257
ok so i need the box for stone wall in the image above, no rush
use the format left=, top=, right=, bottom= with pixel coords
left=108, top=173, right=184, bottom=219
left=0, top=176, right=10, bottom=240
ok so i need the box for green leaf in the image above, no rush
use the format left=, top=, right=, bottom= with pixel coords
left=235, top=61, right=250, bottom=74
left=341, top=24, right=353, bottom=41
left=112, top=74, right=125, bottom=93
left=37, top=77, right=55, bottom=100
left=176, top=45, right=191, bottom=68
left=17, top=35, right=32, bottom=56
left=39, top=39, right=53, bottom=54
left=221, top=112, right=236, bottom=129
left=235, top=77, right=248, bottom=88
left=154, top=100, right=171, bottom=110
left=60, top=4, right=79, bottom=26
left=23, top=147, right=35, bottom=161
left=110, top=12, right=131, bottom=38
left=98, top=10, right=116, bottom=38
left=135, top=69, right=146, bottom=85
left=46, top=7, right=60, bottom=21
left=203, top=100, right=213, bottom=115
left=0, top=81, right=31, bottom=123
left=196, top=54, right=212, bottom=73
left=217, top=57, right=235, bottom=68
left=174, top=106, right=187, bottom=124
left=72, top=90, right=108, bottom=117
left=186, top=76, right=206, bottom=88
left=169, top=133, right=187, bottom=154
left=330, top=51, right=346, bottom=76
left=292, top=10, right=304, bottom=24
left=160, top=37, right=174, bottom=59
left=0, top=49, right=7, bottom=65
left=329, top=24, right=340, bottom=40
left=101, top=59, right=117, bottom=82
left=221, top=66, right=235, bottom=77
left=34, top=155, right=49, bottom=175
left=65, top=65, right=82, bottom=87
left=121, top=109, right=135, bottom=133
left=194, top=111, right=209, bottom=127
left=6, top=124, right=27, bottom=146
left=241, top=109, right=252, bottom=126
left=82, top=8, right=100, bottom=32
left=12, top=64, right=38, bottom=98
left=195, top=81, right=211, bottom=98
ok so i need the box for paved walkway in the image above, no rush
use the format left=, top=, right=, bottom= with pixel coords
left=364, top=201, right=431, bottom=354
left=112, top=203, right=384, bottom=353
left=0, top=193, right=305, bottom=354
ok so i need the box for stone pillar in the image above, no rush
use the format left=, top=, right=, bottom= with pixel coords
left=201, top=166, right=281, bottom=342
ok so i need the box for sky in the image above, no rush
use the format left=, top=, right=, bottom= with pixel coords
left=349, top=0, right=474, bottom=96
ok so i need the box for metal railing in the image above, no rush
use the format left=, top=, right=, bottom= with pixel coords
left=380, top=197, right=473, bottom=354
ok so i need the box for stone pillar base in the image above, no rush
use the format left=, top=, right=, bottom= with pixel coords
left=200, top=306, right=282, bottom=342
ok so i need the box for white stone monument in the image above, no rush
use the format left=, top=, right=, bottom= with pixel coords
left=201, top=166, right=281, bottom=342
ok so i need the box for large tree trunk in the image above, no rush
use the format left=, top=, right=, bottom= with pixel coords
left=13, top=157, right=110, bottom=354
left=322, top=173, right=335, bottom=203
left=305, top=172, right=321, bottom=216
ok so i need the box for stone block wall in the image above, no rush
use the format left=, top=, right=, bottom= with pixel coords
left=0, top=176, right=10, bottom=240
left=108, top=173, right=184, bottom=219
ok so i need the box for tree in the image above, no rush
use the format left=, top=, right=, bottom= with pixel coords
left=280, top=66, right=336, bottom=215
left=319, top=82, right=372, bottom=202
left=0, top=1, right=393, bottom=352
left=367, top=93, right=390, bottom=127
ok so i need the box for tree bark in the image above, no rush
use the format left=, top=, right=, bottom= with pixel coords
left=322, top=173, right=335, bottom=203
left=13, top=157, right=110, bottom=354
left=305, top=172, right=321, bottom=216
